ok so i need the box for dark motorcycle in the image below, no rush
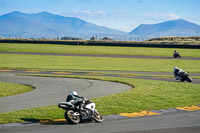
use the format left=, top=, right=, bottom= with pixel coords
left=58, top=98, right=103, bottom=124
left=173, top=52, right=181, bottom=58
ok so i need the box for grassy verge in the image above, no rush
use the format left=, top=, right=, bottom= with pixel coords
left=0, top=81, right=33, bottom=97
left=0, top=54, right=200, bottom=73
left=1, top=43, right=200, bottom=57
left=0, top=75, right=200, bottom=124
left=83, top=71, right=200, bottom=79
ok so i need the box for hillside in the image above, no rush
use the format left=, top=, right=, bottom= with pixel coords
left=1, top=11, right=200, bottom=39
left=0, top=11, right=125, bottom=38
left=129, top=19, right=200, bottom=37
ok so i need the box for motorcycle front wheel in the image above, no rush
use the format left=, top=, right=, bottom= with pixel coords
left=186, top=77, right=192, bottom=82
left=65, top=110, right=80, bottom=124
left=94, top=110, right=104, bottom=123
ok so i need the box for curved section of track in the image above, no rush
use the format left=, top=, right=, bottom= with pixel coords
left=1, top=52, right=200, bottom=132
left=0, top=75, right=132, bottom=113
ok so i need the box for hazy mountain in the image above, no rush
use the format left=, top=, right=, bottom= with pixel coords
left=1, top=11, right=200, bottom=39
left=129, top=19, right=200, bottom=37
left=0, top=11, right=126, bottom=38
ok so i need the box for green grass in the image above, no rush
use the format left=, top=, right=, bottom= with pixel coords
left=0, top=54, right=200, bottom=73
left=0, top=75, right=200, bottom=124
left=1, top=43, right=200, bottom=57
left=0, top=81, right=33, bottom=97
left=0, top=43, right=200, bottom=124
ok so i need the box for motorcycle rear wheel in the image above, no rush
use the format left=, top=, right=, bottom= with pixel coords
left=65, top=110, right=80, bottom=124
left=94, top=110, right=104, bottom=123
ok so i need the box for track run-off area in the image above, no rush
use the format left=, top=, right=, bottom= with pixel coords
left=1, top=51, right=200, bottom=133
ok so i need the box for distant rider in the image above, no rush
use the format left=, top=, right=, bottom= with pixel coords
left=174, top=50, right=177, bottom=55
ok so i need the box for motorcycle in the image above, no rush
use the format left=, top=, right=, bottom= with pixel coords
left=174, top=69, right=192, bottom=82
left=173, top=52, right=181, bottom=58
left=58, top=97, right=103, bottom=124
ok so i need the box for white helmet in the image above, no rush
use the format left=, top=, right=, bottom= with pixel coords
left=173, top=66, right=177, bottom=71
left=70, top=91, right=78, bottom=96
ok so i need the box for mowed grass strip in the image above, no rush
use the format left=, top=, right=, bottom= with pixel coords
left=0, top=76, right=200, bottom=124
left=1, top=43, right=200, bottom=57
left=0, top=81, right=33, bottom=97
left=0, top=54, right=200, bottom=73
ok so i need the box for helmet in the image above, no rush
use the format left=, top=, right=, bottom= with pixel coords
left=173, top=66, right=177, bottom=71
left=70, top=91, right=78, bottom=96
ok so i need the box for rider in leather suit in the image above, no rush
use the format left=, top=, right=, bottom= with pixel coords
left=66, top=91, right=90, bottom=117
left=173, top=66, right=183, bottom=80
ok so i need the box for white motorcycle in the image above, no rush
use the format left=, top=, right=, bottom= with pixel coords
left=58, top=97, right=103, bottom=124
left=173, top=67, right=192, bottom=82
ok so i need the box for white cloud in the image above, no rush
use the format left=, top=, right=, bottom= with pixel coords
left=133, top=13, right=181, bottom=24
left=64, top=10, right=106, bottom=19
left=167, top=14, right=180, bottom=20
left=62, top=11, right=182, bottom=32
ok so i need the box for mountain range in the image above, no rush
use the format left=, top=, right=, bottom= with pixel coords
left=129, top=19, right=200, bottom=37
left=0, top=11, right=125, bottom=38
left=0, top=11, right=200, bottom=39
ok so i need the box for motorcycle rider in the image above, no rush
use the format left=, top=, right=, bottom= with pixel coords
left=174, top=50, right=177, bottom=55
left=173, top=50, right=181, bottom=58
left=66, top=91, right=91, bottom=117
left=173, top=66, right=183, bottom=80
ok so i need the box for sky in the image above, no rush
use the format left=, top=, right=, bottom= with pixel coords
left=0, top=0, right=199, bottom=32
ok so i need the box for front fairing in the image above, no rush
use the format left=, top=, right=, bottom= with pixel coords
left=85, top=102, right=95, bottom=112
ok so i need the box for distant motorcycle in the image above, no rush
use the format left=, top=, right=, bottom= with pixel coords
left=173, top=52, right=181, bottom=58
left=58, top=97, right=103, bottom=124
left=173, top=67, right=192, bottom=82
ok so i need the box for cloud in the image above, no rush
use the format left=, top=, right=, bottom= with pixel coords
left=134, top=13, right=180, bottom=22
left=127, top=13, right=181, bottom=30
left=65, top=10, right=106, bottom=19
left=62, top=10, right=181, bottom=32
left=167, top=14, right=180, bottom=20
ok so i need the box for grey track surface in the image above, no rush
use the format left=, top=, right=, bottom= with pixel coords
left=0, top=74, right=132, bottom=113
left=1, top=51, right=200, bottom=60
left=1, top=110, right=200, bottom=133
left=0, top=74, right=200, bottom=133
left=1, top=52, right=200, bottom=132
left=2, top=69, right=200, bottom=84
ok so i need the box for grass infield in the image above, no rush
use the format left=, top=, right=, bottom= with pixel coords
left=0, top=75, right=200, bottom=124
left=0, top=54, right=200, bottom=73
left=1, top=43, right=200, bottom=57
left=0, top=43, right=199, bottom=124
left=0, top=81, right=33, bottom=97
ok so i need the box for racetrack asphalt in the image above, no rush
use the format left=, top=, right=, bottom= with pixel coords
left=0, top=52, right=200, bottom=132
left=0, top=70, right=200, bottom=133
left=1, top=51, right=200, bottom=60
left=0, top=74, right=132, bottom=113
left=1, top=108, right=200, bottom=133
left=1, top=69, right=200, bottom=84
